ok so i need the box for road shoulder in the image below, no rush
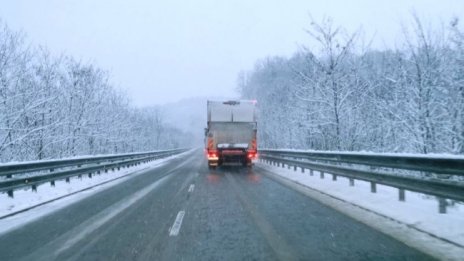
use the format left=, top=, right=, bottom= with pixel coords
left=257, top=165, right=464, bottom=261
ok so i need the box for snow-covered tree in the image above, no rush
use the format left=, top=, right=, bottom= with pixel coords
left=239, top=15, right=464, bottom=155
left=0, top=21, right=191, bottom=162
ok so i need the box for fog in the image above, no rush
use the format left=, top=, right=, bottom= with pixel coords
left=1, top=0, right=461, bottom=106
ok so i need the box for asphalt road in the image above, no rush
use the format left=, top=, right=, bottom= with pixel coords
left=0, top=150, right=434, bottom=261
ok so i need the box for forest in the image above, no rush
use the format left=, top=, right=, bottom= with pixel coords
left=239, top=16, right=464, bottom=154
left=2, top=14, right=463, bottom=163
left=0, top=22, right=191, bottom=163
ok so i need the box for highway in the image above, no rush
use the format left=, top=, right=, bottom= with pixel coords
left=0, top=150, right=433, bottom=261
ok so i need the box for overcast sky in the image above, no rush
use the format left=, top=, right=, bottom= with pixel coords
left=1, top=0, right=462, bottom=106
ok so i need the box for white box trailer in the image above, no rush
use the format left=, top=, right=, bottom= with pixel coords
left=205, top=100, right=258, bottom=168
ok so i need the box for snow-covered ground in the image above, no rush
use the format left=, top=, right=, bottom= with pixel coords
left=0, top=151, right=190, bottom=235
left=261, top=148, right=464, bottom=160
left=257, top=161, right=464, bottom=247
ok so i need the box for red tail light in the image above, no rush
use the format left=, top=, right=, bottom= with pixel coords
left=207, top=150, right=218, bottom=160
left=247, top=151, right=258, bottom=159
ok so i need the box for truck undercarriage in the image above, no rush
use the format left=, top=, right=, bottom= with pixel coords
left=207, top=147, right=256, bottom=168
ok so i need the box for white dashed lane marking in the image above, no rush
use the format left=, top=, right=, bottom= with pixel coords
left=169, top=211, right=185, bottom=236
left=188, top=184, right=195, bottom=193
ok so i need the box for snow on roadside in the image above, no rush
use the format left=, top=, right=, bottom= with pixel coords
left=257, top=162, right=464, bottom=247
left=261, top=149, right=464, bottom=160
left=0, top=151, right=190, bottom=224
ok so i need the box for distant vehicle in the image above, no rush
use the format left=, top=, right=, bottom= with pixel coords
left=205, top=100, right=258, bottom=168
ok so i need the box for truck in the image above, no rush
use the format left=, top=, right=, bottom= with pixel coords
left=204, top=100, right=258, bottom=168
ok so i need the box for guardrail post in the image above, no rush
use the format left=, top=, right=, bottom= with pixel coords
left=294, top=165, right=297, bottom=171
left=50, top=180, right=55, bottom=187
left=301, top=167, right=304, bottom=173
left=66, top=177, right=70, bottom=183
left=349, top=178, right=354, bottom=186
left=370, top=182, right=377, bottom=193
left=32, top=184, right=37, bottom=192
left=320, top=171, right=324, bottom=179
left=332, top=174, right=337, bottom=181
left=88, top=173, right=92, bottom=178
left=288, top=164, right=290, bottom=169
left=438, top=198, right=447, bottom=214
left=310, top=169, right=313, bottom=176
left=7, top=190, right=13, bottom=198
left=399, top=189, right=405, bottom=201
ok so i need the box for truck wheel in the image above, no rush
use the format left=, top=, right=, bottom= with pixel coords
left=242, top=159, right=247, bottom=167
left=247, top=160, right=252, bottom=168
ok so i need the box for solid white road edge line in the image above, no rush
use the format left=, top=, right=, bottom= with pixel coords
left=52, top=174, right=172, bottom=257
left=169, top=211, right=186, bottom=236
left=258, top=166, right=464, bottom=261
left=0, top=152, right=189, bottom=230
left=188, top=184, right=195, bottom=193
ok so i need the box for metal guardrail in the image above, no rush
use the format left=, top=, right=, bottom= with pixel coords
left=0, top=149, right=188, bottom=197
left=259, top=149, right=464, bottom=213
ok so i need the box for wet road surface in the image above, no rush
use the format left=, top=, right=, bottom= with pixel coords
left=0, top=150, right=433, bottom=260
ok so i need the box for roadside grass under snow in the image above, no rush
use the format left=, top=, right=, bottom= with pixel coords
left=257, top=161, right=464, bottom=247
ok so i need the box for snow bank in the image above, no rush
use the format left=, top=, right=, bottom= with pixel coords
left=260, top=148, right=464, bottom=160
left=257, top=161, right=464, bottom=247
left=0, top=150, right=191, bottom=234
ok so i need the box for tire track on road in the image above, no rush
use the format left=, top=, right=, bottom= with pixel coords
left=225, top=172, right=298, bottom=261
